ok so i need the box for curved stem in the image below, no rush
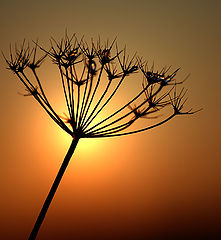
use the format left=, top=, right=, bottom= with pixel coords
left=28, top=137, right=79, bottom=240
left=90, top=114, right=175, bottom=138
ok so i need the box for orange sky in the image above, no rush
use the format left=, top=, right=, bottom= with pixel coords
left=0, top=0, right=221, bottom=239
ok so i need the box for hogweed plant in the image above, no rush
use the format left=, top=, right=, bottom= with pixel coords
left=3, top=34, right=200, bottom=239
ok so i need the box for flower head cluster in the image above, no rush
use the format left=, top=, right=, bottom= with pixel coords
left=3, top=34, right=200, bottom=139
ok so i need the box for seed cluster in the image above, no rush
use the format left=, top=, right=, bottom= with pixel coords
left=3, top=34, right=200, bottom=139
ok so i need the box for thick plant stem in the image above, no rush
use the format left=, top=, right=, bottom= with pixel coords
left=28, top=137, right=79, bottom=240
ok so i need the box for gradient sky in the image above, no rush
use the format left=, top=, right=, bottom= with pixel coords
left=0, top=0, right=221, bottom=239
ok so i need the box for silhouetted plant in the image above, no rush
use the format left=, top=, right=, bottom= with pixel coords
left=3, top=33, right=200, bottom=240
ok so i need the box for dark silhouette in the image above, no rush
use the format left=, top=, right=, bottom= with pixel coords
left=3, top=33, right=200, bottom=239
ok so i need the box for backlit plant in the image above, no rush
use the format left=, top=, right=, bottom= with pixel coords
left=3, top=33, right=200, bottom=240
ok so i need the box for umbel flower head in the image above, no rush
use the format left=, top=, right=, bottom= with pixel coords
left=3, top=33, right=202, bottom=240
left=3, top=33, right=200, bottom=140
